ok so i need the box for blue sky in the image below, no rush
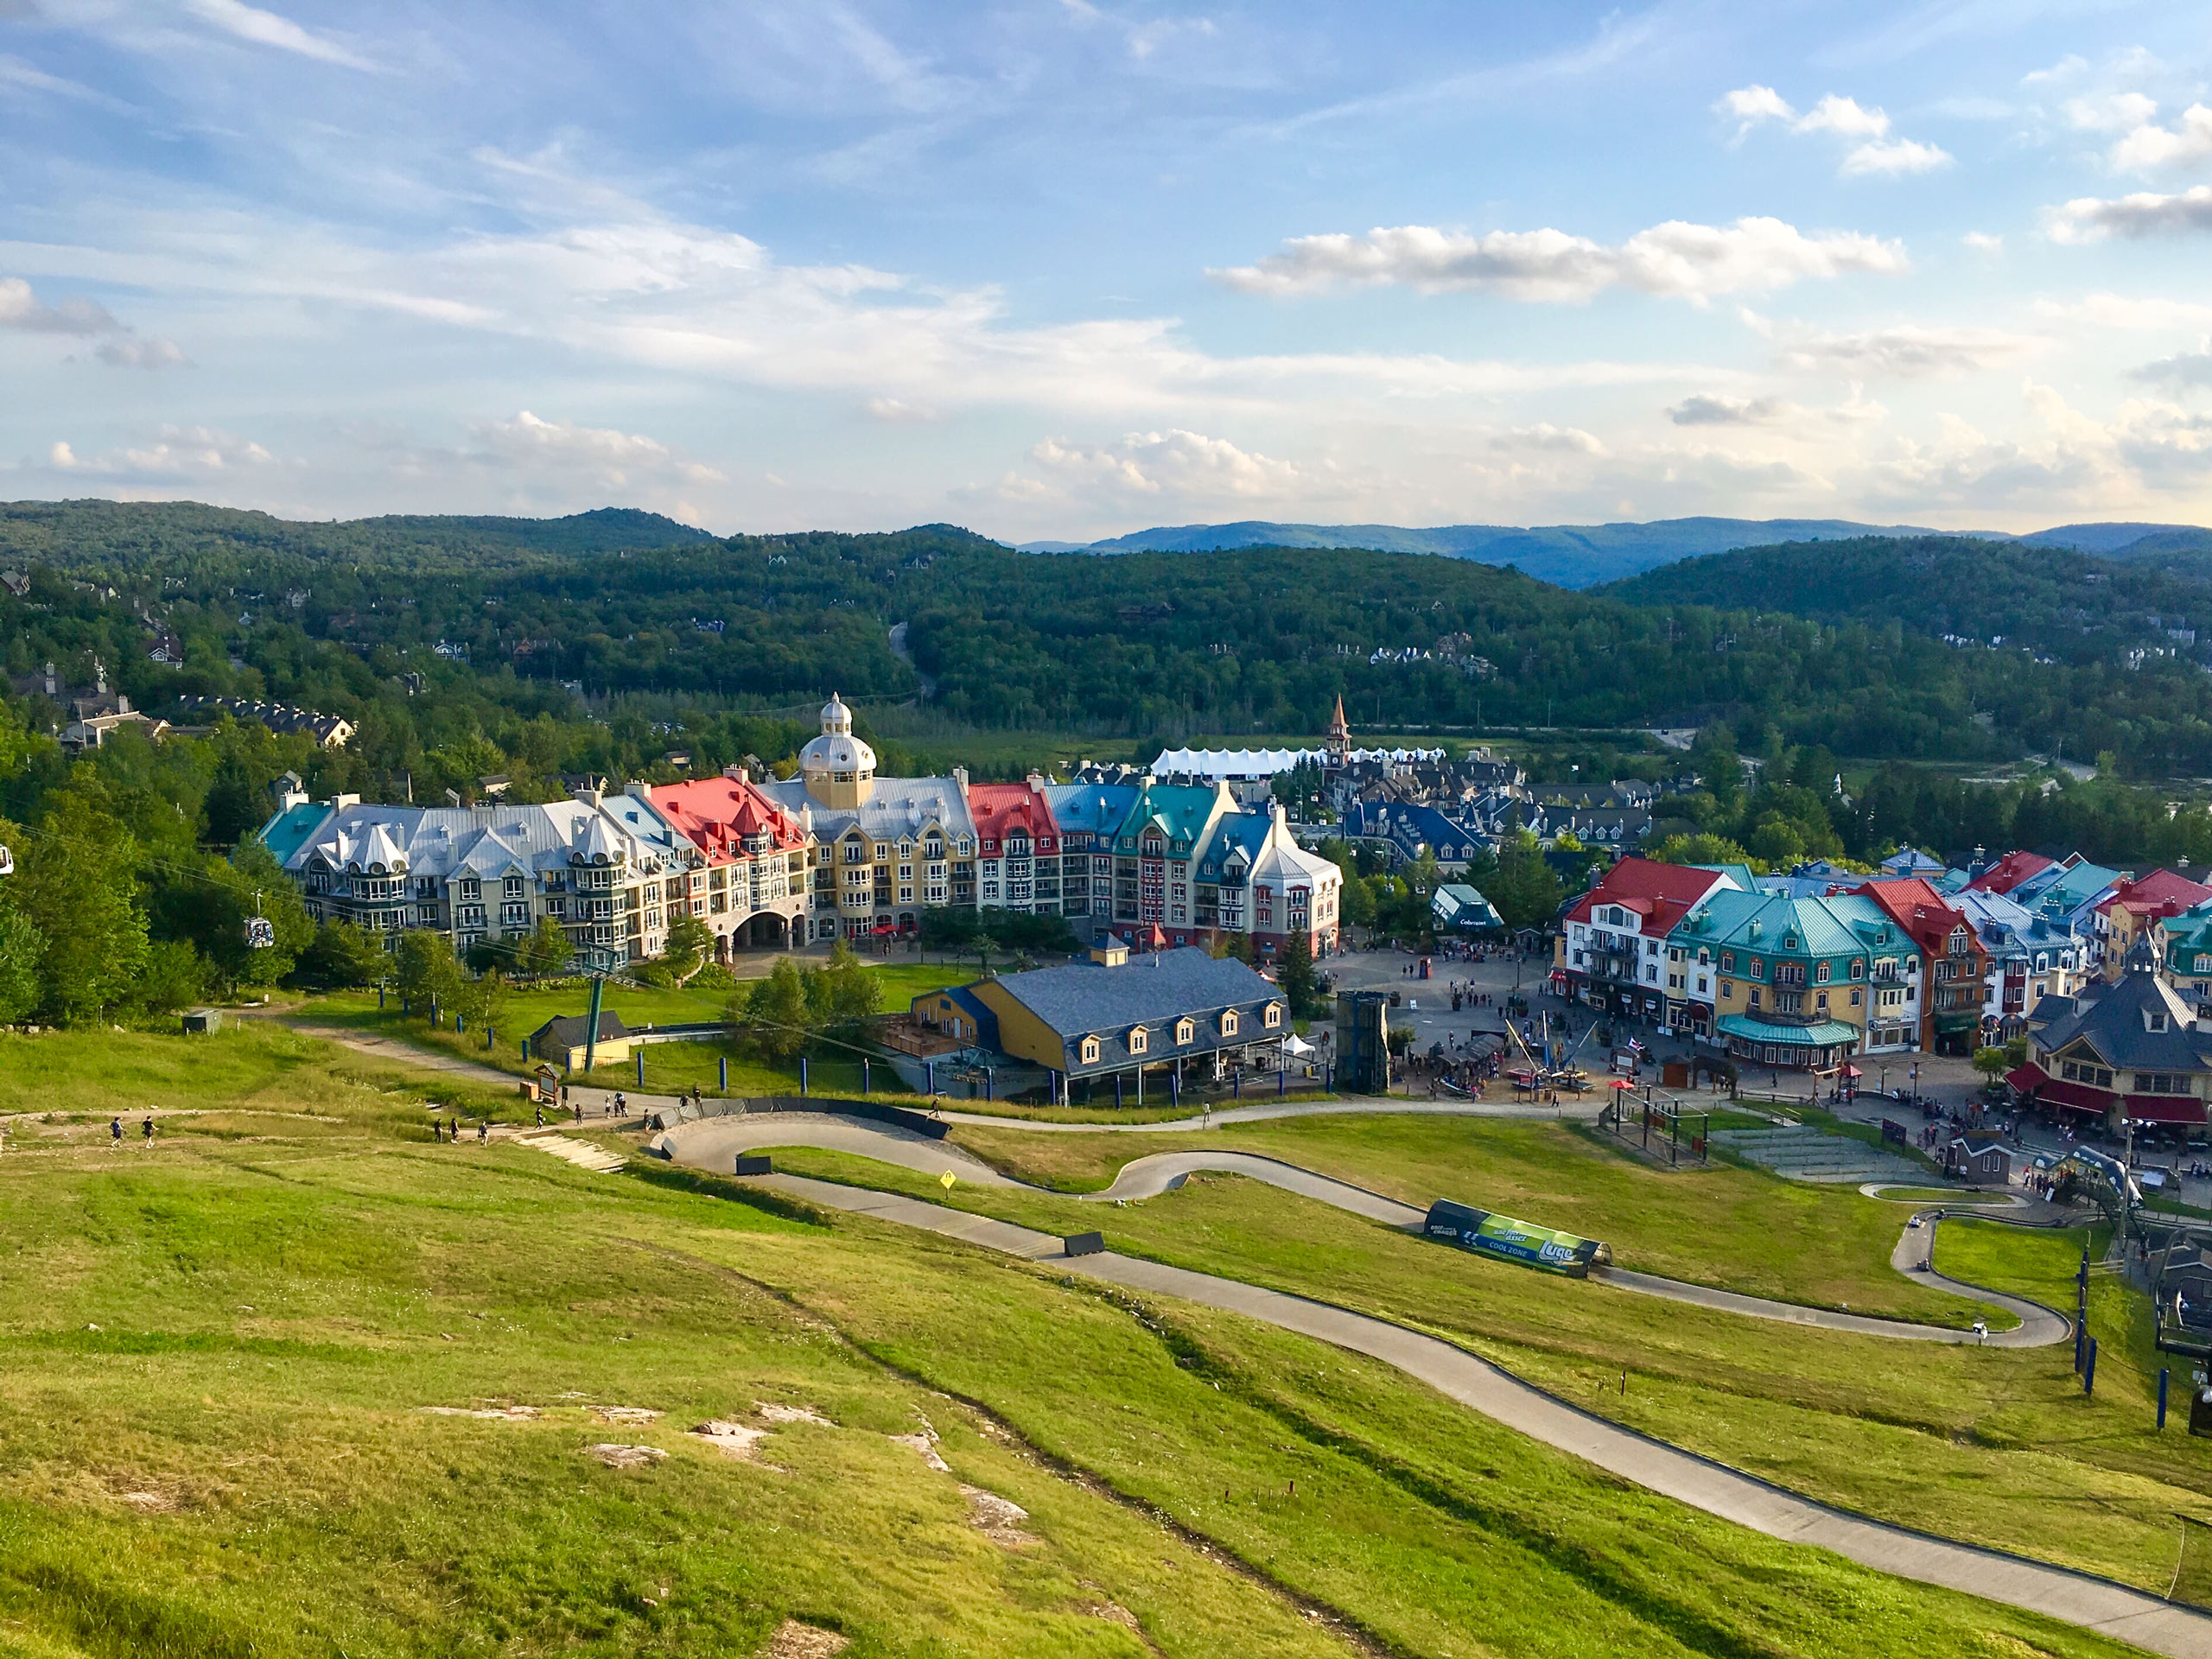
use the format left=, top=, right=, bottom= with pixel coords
left=3, top=1, right=2211, bottom=539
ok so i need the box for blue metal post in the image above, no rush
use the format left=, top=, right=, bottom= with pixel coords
left=1170, top=1070, right=1179, bottom=1109
left=486, top=1025, right=493, bottom=1051
left=455, top=1014, right=464, bottom=1035
left=719, top=1054, right=728, bottom=1092
left=1233, top=1070, right=1242, bottom=1100
left=635, top=1049, right=645, bottom=1086
left=862, top=1058, right=871, bottom=1095
left=2160, top=1368, right=2171, bottom=1429
left=1115, top=1072, right=1123, bottom=1109
left=2083, top=1337, right=2097, bottom=1395
left=799, top=1056, right=809, bottom=1096
left=378, top=985, right=385, bottom=1012
left=985, top=1068, right=994, bottom=1101
left=926, top=1060, right=936, bottom=1095
left=1279, top=1064, right=1285, bottom=1097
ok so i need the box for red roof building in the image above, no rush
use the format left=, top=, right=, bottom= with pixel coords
left=1557, top=857, right=1741, bottom=1020
left=968, top=779, right=1064, bottom=915
left=1852, top=878, right=1988, bottom=1053
left=2100, top=868, right=2212, bottom=977
left=647, top=774, right=812, bottom=953
left=1966, top=850, right=2056, bottom=895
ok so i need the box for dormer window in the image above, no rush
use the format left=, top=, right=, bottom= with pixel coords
left=1220, top=1010, right=1239, bottom=1038
left=1174, top=1018, right=1194, bottom=1045
left=1079, top=1036, right=1101, bottom=1065
left=2149, top=1010, right=2170, bottom=1033
left=1128, top=1027, right=1148, bottom=1055
left=1263, top=1003, right=1282, bottom=1028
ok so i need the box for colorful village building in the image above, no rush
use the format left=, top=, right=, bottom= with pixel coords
left=916, top=942, right=1289, bottom=1107
left=755, top=695, right=980, bottom=941
left=1850, top=878, right=1990, bottom=1055
left=1560, top=857, right=1743, bottom=1023
left=969, top=778, right=1064, bottom=915
left=644, top=773, right=813, bottom=956
left=2098, top=868, right=2212, bottom=979
left=1663, top=887, right=1904, bottom=1070
left=2009, top=940, right=2212, bottom=1134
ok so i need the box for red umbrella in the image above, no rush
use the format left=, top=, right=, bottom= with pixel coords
left=1607, top=1077, right=1637, bottom=1090
left=1840, top=1064, right=1863, bottom=1078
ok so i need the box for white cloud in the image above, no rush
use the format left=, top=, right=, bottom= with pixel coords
left=1210, top=216, right=1906, bottom=304
left=2111, top=105, right=2212, bottom=172
left=178, top=0, right=374, bottom=69
left=1027, top=428, right=1300, bottom=502
left=95, top=335, right=189, bottom=370
left=0, top=51, right=131, bottom=108
left=2033, top=292, right=2212, bottom=332
left=1785, top=323, right=2038, bottom=378
left=863, top=397, right=939, bottom=423
left=1716, top=83, right=1794, bottom=136
left=0, top=276, right=185, bottom=366
left=1961, top=232, right=2003, bottom=251
left=46, top=424, right=276, bottom=477
left=2064, top=91, right=2158, bottom=132
left=0, top=276, right=119, bottom=334
left=2048, top=187, right=2212, bottom=242
left=1492, top=423, right=1606, bottom=454
left=2130, top=343, right=2212, bottom=389
left=1668, top=393, right=1793, bottom=426
left=1841, top=138, right=1952, bottom=177
left=1715, top=85, right=1949, bottom=181
left=461, top=410, right=722, bottom=490
left=1869, top=383, right=2212, bottom=506
left=1796, top=93, right=1890, bottom=138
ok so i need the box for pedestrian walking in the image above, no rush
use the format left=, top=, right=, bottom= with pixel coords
left=110, top=1116, right=122, bottom=1147
left=534, top=1106, right=544, bottom=1128
left=141, top=1116, right=154, bottom=1145
left=448, top=1116, right=459, bottom=1141
left=476, top=1120, right=488, bottom=1145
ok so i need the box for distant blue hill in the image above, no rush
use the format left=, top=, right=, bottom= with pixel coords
left=1014, top=516, right=2212, bottom=588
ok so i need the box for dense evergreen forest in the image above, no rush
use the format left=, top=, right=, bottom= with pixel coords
left=10, top=499, right=2212, bottom=781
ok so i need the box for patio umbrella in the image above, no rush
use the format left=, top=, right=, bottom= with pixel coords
left=1840, top=1064, right=1863, bottom=1079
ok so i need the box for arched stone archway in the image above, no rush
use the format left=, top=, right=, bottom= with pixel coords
left=739, top=911, right=791, bottom=950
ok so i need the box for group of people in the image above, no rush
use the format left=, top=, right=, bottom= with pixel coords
left=429, top=1116, right=487, bottom=1144
left=107, top=1116, right=155, bottom=1147
left=1447, top=986, right=1499, bottom=1013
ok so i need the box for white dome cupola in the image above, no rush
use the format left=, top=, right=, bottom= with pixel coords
left=799, top=692, right=877, bottom=808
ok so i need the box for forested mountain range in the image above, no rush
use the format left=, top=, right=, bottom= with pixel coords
left=11, top=499, right=2212, bottom=779
left=1020, top=515, right=2212, bottom=588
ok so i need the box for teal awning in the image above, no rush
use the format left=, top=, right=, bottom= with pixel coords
left=1715, top=1014, right=1859, bottom=1046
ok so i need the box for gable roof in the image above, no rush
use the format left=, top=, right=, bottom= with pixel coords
left=648, top=776, right=808, bottom=861
left=1853, top=877, right=1973, bottom=957
left=1967, top=849, right=2056, bottom=895
left=530, top=1011, right=631, bottom=1050
left=1568, top=857, right=1732, bottom=933
left=967, top=780, right=1061, bottom=847
left=2031, top=959, right=2212, bottom=1071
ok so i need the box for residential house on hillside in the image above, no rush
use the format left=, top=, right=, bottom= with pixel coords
left=1559, top=858, right=1742, bottom=1023
left=174, top=695, right=355, bottom=748
left=2009, top=942, right=2212, bottom=1132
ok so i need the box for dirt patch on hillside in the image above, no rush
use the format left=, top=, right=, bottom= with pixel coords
left=760, top=1618, right=849, bottom=1657
left=583, top=1443, right=666, bottom=1469
left=959, top=1484, right=1037, bottom=1548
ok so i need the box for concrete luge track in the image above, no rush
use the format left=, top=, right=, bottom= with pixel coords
left=719, top=1163, right=2206, bottom=1659
left=655, top=1114, right=2071, bottom=1347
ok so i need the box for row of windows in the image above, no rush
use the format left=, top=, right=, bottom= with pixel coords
left=1075, top=1004, right=1281, bottom=1064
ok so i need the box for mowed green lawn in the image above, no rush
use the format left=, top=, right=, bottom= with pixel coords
left=0, top=1023, right=2156, bottom=1659
left=760, top=1113, right=2212, bottom=1597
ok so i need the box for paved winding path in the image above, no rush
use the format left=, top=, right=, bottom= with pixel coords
left=655, top=1115, right=2072, bottom=1348
left=741, top=1167, right=2208, bottom=1659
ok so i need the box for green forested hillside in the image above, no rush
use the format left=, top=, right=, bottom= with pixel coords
left=15, top=502, right=2212, bottom=779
